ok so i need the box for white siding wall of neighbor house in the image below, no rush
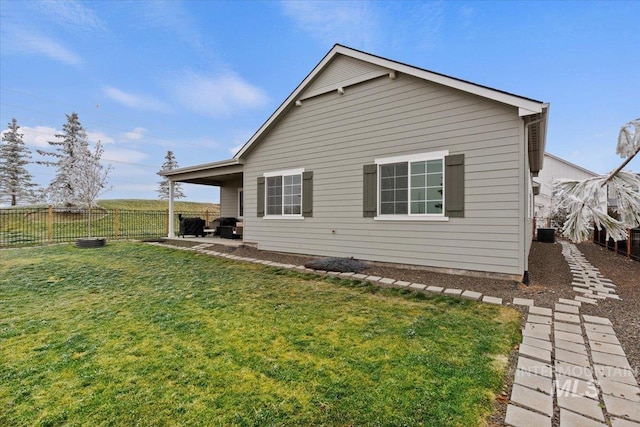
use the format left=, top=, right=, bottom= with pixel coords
left=535, top=153, right=598, bottom=226
left=242, top=56, right=528, bottom=277
left=220, top=177, right=243, bottom=218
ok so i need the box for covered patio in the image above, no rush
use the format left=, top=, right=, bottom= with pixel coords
left=159, top=158, right=244, bottom=238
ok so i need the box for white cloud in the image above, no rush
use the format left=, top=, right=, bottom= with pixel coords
left=19, top=125, right=59, bottom=148
left=103, top=87, right=170, bottom=112
left=6, top=28, right=82, bottom=66
left=122, top=127, right=147, bottom=141
left=170, top=71, right=268, bottom=118
left=280, top=0, right=379, bottom=48
left=102, top=147, right=149, bottom=165
left=87, top=131, right=114, bottom=145
left=39, top=0, right=106, bottom=33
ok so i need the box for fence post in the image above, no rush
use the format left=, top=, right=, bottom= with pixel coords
left=165, top=209, right=169, bottom=236
left=628, top=228, right=632, bottom=260
left=205, top=210, right=210, bottom=225
left=47, top=205, right=53, bottom=243
left=115, top=208, right=120, bottom=239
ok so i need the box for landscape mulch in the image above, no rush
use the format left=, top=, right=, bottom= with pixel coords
left=160, top=238, right=639, bottom=426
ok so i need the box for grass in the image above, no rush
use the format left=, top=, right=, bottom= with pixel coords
left=97, top=199, right=219, bottom=212
left=0, top=243, right=521, bottom=426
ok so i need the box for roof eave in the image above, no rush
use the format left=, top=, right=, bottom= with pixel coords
left=235, top=44, right=549, bottom=159
left=159, top=158, right=242, bottom=177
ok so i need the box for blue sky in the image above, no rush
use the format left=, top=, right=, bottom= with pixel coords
left=1, top=0, right=638, bottom=203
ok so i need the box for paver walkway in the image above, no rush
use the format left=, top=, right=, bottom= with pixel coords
left=505, top=242, right=640, bottom=427
left=150, top=240, right=640, bottom=426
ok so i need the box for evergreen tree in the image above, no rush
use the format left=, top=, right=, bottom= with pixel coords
left=0, top=118, right=40, bottom=206
left=157, top=150, right=186, bottom=200
left=38, top=112, right=92, bottom=207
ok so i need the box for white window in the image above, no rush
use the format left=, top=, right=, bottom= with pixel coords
left=264, top=169, right=304, bottom=217
left=376, top=151, right=448, bottom=219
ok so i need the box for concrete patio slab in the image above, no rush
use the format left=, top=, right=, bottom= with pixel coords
left=599, top=378, right=640, bottom=402
left=557, top=394, right=605, bottom=422
left=555, top=303, right=580, bottom=314
left=586, top=330, right=621, bottom=345
left=610, top=417, right=640, bottom=427
left=389, top=279, right=409, bottom=286
left=554, top=339, right=588, bottom=356
left=505, top=404, right=551, bottom=427
left=482, top=295, right=502, bottom=305
left=555, top=322, right=583, bottom=334
left=555, top=312, right=581, bottom=323
left=461, top=290, right=482, bottom=300
left=513, top=298, right=534, bottom=307
left=589, top=341, right=626, bottom=356
left=555, top=360, right=594, bottom=382
left=593, top=365, right=639, bottom=387
left=555, top=348, right=591, bottom=368
left=591, top=351, right=632, bottom=370
left=519, top=343, right=552, bottom=363
left=510, top=384, right=553, bottom=416
left=555, top=330, right=585, bottom=344
left=558, top=298, right=581, bottom=306
left=514, top=369, right=554, bottom=395
left=603, top=394, right=640, bottom=422
left=559, top=408, right=607, bottom=427
left=517, top=357, right=553, bottom=378
left=522, top=336, right=552, bottom=352
left=555, top=374, right=599, bottom=400
left=575, top=295, right=598, bottom=304
left=584, top=323, right=616, bottom=335
left=529, top=306, right=553, bottom=316
left=583, top=315, right=613, bottom=325
left=527, top=314, right=553, bottom=325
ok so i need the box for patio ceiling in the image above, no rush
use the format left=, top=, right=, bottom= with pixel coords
left=159, top=158, right=243, bottom=186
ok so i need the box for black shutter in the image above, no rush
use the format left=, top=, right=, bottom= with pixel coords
left=257, top=177, right=265, bottom=217
left=445, top=154, right=465, bottom=218
left=363, top=164, right=377, bottom=217
left=302, top=171, right=313, bottom=217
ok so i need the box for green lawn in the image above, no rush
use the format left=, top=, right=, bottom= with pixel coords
left=0, top=243, right=521, bottom=426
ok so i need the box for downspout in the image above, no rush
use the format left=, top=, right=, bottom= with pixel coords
left=522, top=115, right=545, bottom=285
left=168, top=181, right=175, bottom=237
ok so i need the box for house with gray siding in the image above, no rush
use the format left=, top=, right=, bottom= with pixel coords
left=161, top=45, right=549, bottom=282
left=534, top=152, right=598, bottom=228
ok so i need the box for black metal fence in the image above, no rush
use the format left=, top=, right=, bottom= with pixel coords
left=0, top=206, right=218, bottom=247
left=593, top=227, right=640, bottom=262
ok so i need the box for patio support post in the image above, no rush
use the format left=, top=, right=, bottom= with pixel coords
left=168, top=181, right=175, bottom=237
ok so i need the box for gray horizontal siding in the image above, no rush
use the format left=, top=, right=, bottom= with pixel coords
left=220, top=178, right=242, bottom=218
left=242, top=65, right=525, bottom=276
left=302, top=55, right=389, bottom=97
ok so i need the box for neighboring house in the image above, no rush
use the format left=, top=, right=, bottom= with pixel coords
left=161, top=45, right=549, bottom=281
left=534, top=152, right=598, bottom=228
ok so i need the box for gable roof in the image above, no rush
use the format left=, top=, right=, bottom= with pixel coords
left=544, top=152, right=599, bottom=177
left=235, top=44, right=549, bottom=159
